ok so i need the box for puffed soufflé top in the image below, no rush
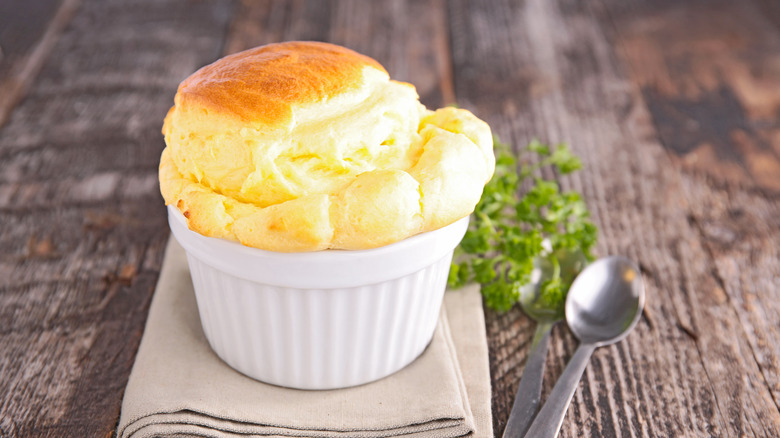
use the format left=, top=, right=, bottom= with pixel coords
left=159, top=41, right=494, bottom=252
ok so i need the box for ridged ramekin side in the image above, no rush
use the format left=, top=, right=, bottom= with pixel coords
left=184, top=252, right=454, bottom=390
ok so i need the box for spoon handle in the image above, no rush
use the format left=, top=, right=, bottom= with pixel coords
left=502, top=321, right=554, bottom=438
left=524, top=343, right=597, bottom=438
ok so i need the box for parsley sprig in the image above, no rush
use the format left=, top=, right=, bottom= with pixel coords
left=448, top=138, right=598, bottom=313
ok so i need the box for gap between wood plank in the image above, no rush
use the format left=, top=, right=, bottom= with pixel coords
left=0, top=0, right=81, bottom=130
left=434, top=0, right=456, bottom=106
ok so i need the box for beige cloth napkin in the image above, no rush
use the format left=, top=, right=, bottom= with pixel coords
left=117, top=239, right=492, bottom=438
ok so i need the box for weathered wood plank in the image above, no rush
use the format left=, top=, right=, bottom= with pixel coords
left=448, top=0, right=780, bottom=436
left=0, top=0, right=80, bottom=130
left=602, top=0, right=780, bottom=193
left=0, top=0, right=234, bottom=436
left=599, top=0, right=780, bottom=420
left=0, top=0, right=62, bottom=78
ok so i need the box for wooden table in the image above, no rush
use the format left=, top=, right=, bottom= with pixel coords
left=2, top=0, right=779, bottom=436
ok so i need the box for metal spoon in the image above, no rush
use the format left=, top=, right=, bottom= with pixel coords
left=524, top=256, right=645, bottom=438
left=503, top=247, right=586, bottom=438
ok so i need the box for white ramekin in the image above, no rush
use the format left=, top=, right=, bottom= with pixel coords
left=167, top=205, right=468, bottom=390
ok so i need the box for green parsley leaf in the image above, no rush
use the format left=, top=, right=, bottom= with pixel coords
left=448, top=138, right=598, bottom=313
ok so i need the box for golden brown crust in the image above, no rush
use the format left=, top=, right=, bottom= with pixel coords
left=176, top=41, right=386, bottom=127
left=159, top=42, right=495, bottom=252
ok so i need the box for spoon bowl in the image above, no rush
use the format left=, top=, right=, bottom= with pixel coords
left=566, top=256, right=644, bottom=345
left=503, top=247, right=587, bottom=438
left=524, top=255, right=645, bottom=438
left=519, top=246, right=587, bottom=322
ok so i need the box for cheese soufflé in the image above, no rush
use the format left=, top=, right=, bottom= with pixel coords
left=159, top=41, right=495, bottom=252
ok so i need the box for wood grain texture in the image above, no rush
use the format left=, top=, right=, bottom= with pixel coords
left=0, top=0, right=233, bottom=436
left=1, top=0, right=779, bottom=437
left=448, top=0, right=780, bottom=436
left=604, top=0, right=780, bottom=192
left=601, top=0, right=780, bottom=427
left=0, top=0, right=79, bottom=129
left=0, top=0, right=62, bottom=79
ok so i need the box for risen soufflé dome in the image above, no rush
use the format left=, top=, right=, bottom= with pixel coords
left=159, top=41, right=495, bottom=252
